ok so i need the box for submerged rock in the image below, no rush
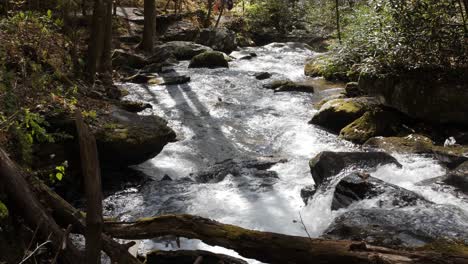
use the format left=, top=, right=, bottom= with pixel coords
left=263, top=80, right=314, bottom=93
left=309, top=151, right=401, bottom=186
left=310, top=97, right=378, bottom=133
left=323, top=205, right=468, bottom=248
left=160, top=74, right=191, bottom=85
left=193, top=158, right=286, bottom=183
left=332, top=172, right=429, bottom=210
left=119, top=100, right=152, bottom=113
left=188, top=51, right=229, bottom=68
left=339, top=109, right=402, bottom=144
left=254, top=72, right=272, bottom=80
left=146, top=250, right=247, bottom=264
left=364, top=134, right=434, bottom=154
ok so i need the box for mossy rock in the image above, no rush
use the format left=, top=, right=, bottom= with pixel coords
left=188, top=51, right=229, bottom=68
left=310, top=97, right=379, bottom=133
left=304, top=59, right=326, bottom=77
left=339, top=110, right=402, bottom=144
left=263, top=80, right=314, bottom=93
left=432, top=145, right=468, bottom=168
left=364, top=134, right=434, bottom=154
left=314, top=93, right=346, bottom=110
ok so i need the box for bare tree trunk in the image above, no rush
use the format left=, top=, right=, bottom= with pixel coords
left=335, top=0, right=342, bottom=44
left=87, top=0, right=106, bottom=82
left=140, top=0, right=156, bottom=53
left=104, top=215, right=468, bottom=264
left=75, top=111, right=103, bottom=264
left=204, top=0, right=214, bottom=27
left=0, top=148, right=84, bottom=264
left=100, top=0, right=113, bottom=83
left=215, top=0, right=224, bottom=28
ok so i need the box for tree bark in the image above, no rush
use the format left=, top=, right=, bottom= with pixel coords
left=104, top=215, right=468, bottom=264
left=204, top=0, right=214, bottom=27
left=87, top=0, right=106, bottom=82
left=99, top=0, right=113, bottom=83
left=335, top=0, right=342, bottom=44
left=0, top=148, right=84, bottom=264
left=75, top=111, right=103, bottom=264
left=215, top=0, right=224, bottom=28
left=140, top=0, right=156, bottom=53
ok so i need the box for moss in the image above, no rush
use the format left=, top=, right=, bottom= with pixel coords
left=0, top=201, right=8, bottom=221
left=188, top=51, right=229, bottom=68
left=418, top=240, right=468, bottom=255
left=340, top=110, right=402, bottom=144
left=364, top=134, right=434, bottom=154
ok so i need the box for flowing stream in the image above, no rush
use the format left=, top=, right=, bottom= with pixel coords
left=108, top=43, right=468, bottom=262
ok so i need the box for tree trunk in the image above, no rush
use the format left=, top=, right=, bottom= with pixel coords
left=87, top=0, right=106, bottom=82
left=99, top=0, right=113, bottom=83
left=215, top=0, right=224, bottom=28
left=104, top=215, right=468, bottom=264
left=335, top=0, right=342, bottom=44
left=140, top=0, right=156, bottom=53
left=204, top=0, right=214, bottom=27
left=75, top=111, right=103, bottom=264
left=0, top=148, right=84, bottom=264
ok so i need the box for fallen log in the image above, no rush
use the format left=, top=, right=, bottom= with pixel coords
left=0, top=148, right=83, bottom=263
left=104, top=215, right=468, bottom=264
left=31, top=177, right=142, bottom=264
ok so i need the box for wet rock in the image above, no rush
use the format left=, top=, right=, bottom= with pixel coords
left=443, top=161, right=468, bottom=194
left=161, top=175, right=173, bottom=181
left=161, top=20, right=200, bottom=42
left=263, top=80, right=314, bottom=93
left=112, top=49, right=147, bottom=69
left=254, top=72, right=272, bottom=80
left=300, top=185, right=316, bottom=205
left=188, top=51, right=229, bottom=68
left=344, top=82, right=363, bottom=97
left=146, top=47, right=178, bottom=65
left=196, top=27, right=237, bottom=53
left=119, top=100, right=152, bottom=113
left=160, top=74, right=191, bottom=85
left=364, top=134, right=434, bottom=154
left=146, top=250, right=248, bottom=264
left=309, top=151, right=401, bottom=186
left=123, top=73, right=160, bottom=84
left=432, top=145, right=468, bottom=169
left=96, top=107, right=177, bottom=167
left=154, top=41, right=213, bottom=60
left=314, top=93, right=346, bottom=110
left=310, top=97, right=379, bottom=133
left=193, top=158, right=286, bottom=183
left=339, top=109, right=402, bottom=144
left=118, top=35, right=141, bottom=44
left=332, top=172, right=429, bottom=210
left=323, top=205, right=468, bottom=248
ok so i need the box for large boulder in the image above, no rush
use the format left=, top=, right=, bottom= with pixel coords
left=188, top=51, right=229, bottom=68
left=339, top=109, right=403, bottom=144
left=309, top=151, right=401, bottom=186
left=432, top=145, right=468, bottom=169
left=95, top=108, right=176, bottom=166
left=263, top=80, right=314, bottom=93
left=161, top=20, right=200, bottom=42
left=310, top=97, right=379, bottom=133
left=358, top=70, right=468, bottom=125
left=112, top=49, right=147, bottom=69
left=154, top=41, right=213, bottom=61
left=364, top=134, right=434, bottom=154
left=332, top=172, right=429, bottom=210
left=196, top=28, right=238, bottom=53
left=323, top=205, right=468, bottom=248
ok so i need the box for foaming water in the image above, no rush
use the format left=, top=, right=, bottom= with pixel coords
left=106, top=43, right=468, bottom=262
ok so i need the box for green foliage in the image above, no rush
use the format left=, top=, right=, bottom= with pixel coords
left=327, top=0, right=467, bottom=75
left=49, top=160, right=68, bottom=183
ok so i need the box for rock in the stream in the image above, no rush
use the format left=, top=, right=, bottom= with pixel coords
left=323, top=204, right=468, bottom=248
left=112, top=49, right=147, bottom=69
left=193, top=158, right=286, bottom=183
left=196, top=27, right=238, bottom=53
left=432, top=145, right=468, bottom=169
left=300, top=185, right=316, bottom=204
left=146, top=250, right=247, bottom=264
left=119, top=100, right=152, bottom=113
left=339, top=109, right=403, bottom=144
left=332, top=172, right=429, bottom=210
left=154, top=41, right=213, bottom=60
left=188, top=51, right=229, bottom=68
left=160, top=74, right=191, bottom=85
left=309, top=151, right=401, bottom=186
left=254, top=72, right=272, bottom=80
left=364, top=134, right=434, bottom=154
left=310, top=97, right=378, bottom=133
left=314, top=93, right=346, bottom=110
left=443, top=161, right=468, bottom=194
left=161, top=20, right=200, bottom=42
left=95, top=107, right=177, bottom=167
left=263, top=80, right=314, bottom=93
left=344, top=82, right=363, bottom=98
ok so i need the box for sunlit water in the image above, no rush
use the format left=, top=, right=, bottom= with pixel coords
left=107, top=43, right=468, bottom=263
